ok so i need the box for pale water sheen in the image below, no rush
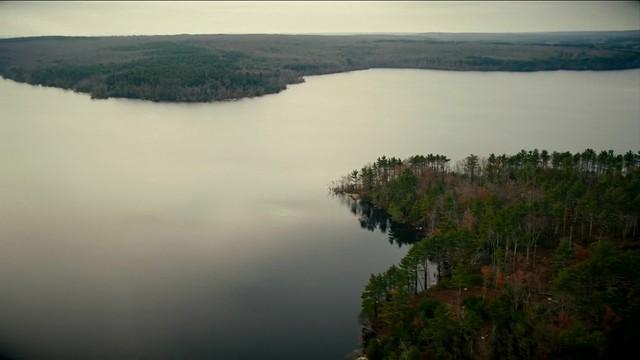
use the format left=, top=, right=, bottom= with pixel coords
left=0, top=69, right=638, bottom=358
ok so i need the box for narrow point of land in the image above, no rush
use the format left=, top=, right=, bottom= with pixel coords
left=333, top=149, right=640, bottom=359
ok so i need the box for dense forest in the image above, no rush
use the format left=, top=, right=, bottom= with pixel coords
left=1, top=31, right=639, bottom=102
left=333, top=149, right=640, bottom=359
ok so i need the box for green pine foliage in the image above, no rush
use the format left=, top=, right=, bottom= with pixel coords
left=334, top=149, right=640, bottom=359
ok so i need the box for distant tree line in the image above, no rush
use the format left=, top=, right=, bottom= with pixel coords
left=1, top=34, right=639, bottom=102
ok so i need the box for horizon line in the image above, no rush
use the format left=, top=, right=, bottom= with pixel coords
left=1, top=29, right=639, bottom=40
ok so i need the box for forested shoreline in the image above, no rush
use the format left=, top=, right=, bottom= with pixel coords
left=1, top=31, right=639, bottom=102
left=333, top=149, right=640, bottom=359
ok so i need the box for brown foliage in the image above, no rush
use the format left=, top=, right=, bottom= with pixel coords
left=481, top=265, right=493, bottom=285
left=461, top=208, right=477, bottom=232
left=509, top=269, right=528, bottom=286
left=454, top=183, right=491, bottom=206
left=413, top=317, right=424, bottom=329
left=574, top=243, right=590, bottom=262
left=602, top=305, right=621, bottom=331
left=557, top=311, right=573, bottom=330
left=495, top=270, right=506, bottom=290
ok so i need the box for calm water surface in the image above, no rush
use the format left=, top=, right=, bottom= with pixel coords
left=1, top=69, right=638, bottom=359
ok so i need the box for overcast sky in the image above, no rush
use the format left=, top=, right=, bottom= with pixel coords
left=0, top=1, right=638, bottom=38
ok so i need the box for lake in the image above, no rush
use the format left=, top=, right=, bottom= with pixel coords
left=1, top=69, right=638, bottom=359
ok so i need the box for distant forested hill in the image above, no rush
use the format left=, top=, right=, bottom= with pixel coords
left=1, top=31, right=639, bottom=102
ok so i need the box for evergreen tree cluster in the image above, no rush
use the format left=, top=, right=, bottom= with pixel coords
left=334, top=149, right=640, bottom=359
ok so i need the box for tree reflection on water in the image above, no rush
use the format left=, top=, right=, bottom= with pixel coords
left=336, top=195, right=419, bottom=247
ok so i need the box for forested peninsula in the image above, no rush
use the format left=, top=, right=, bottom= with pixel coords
left=1, top=31, right=639, bottom=102
left=333, top=149, right=640, bottom=359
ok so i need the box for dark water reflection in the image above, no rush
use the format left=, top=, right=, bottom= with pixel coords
left=338, top=195, right=420, bottom=246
